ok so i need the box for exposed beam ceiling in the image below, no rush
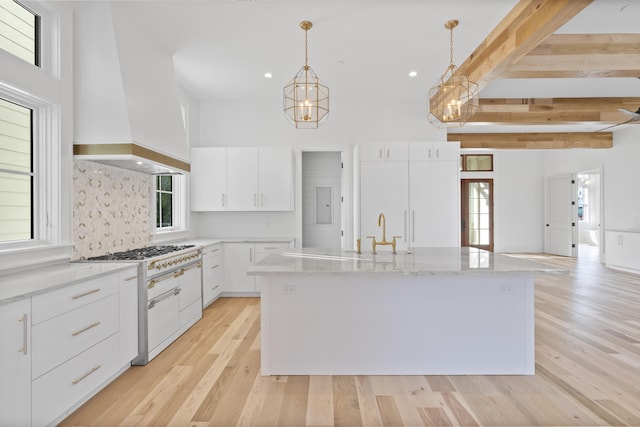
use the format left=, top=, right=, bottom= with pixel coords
left=468, top=97, right=640, bottom=126
left=504, top=34, right=640, bottom=78
left=449, top=132, right=612, bottom=149
left=452, top=0, right=594, bottom=91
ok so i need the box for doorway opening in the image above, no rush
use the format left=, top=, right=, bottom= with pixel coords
left=301, top=151, right=342, bottom=248
left=461, top=179, right=494, bottom=252
left=576, top=170, right=602, bottom=261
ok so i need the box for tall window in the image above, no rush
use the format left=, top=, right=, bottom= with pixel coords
left=0, top=98, right=33, bottom=242
left=156, top=175, right=173, bottom=229
left=0, top=1, right=40, bottom=66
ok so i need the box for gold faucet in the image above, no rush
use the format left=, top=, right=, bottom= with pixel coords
left=367, top=213, right=401, bottom=254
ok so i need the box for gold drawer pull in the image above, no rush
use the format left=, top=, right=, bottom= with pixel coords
left=124, top=275, right=137, bottom=281
left=211, top=264, right=220, bottom=269
left=18, top=314, right=28, bottom=355
left=72, top=322, right=101, bottom=336
left=212, top=285, right=220, bottom=290
left=72, top=365, right=101, bottom=385
left=72, top=288, right=100, bottom=300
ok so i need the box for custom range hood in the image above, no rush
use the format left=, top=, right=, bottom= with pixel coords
left=72, top=2, right=190, bottom=175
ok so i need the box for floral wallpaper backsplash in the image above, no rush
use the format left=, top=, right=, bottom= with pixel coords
left=73, top=160, right=152, bottom=260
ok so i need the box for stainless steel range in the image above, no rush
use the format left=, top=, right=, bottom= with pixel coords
left=87, top=244, right=203, bottom=365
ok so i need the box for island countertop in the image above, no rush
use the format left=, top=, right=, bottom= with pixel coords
left=248, top=247, right=568, bottom=276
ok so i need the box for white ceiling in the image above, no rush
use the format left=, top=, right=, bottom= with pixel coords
left=112, top=0, right=640, bottom=133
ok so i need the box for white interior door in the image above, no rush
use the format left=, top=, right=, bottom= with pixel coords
left=545, top=173, right=576, bottom=256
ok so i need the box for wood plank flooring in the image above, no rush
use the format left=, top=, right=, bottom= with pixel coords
left=60, top=252, right=640, bottom=426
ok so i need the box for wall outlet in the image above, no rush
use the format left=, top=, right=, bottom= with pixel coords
left=282, top=284, right=296, bottom=295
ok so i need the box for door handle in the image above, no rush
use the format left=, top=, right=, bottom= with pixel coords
left=412, top=210, right=416, bottom=242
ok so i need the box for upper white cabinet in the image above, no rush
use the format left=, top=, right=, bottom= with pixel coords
left=191, top=147, right=293, bottom=212
left=359, top=141, right=460, bottom=251
left=360, top=141, right=409, bottom=162
left=191, top=147, right=227, bottom=211
left=409, top=141, right=459, bottom=162
left=0, top=299, right=31, bottom=427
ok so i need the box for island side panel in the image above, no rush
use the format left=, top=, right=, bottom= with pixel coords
left=260, top=273, right=534, bottom=376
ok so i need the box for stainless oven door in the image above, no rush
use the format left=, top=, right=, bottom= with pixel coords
left=147, top=286, right=181, bottom=353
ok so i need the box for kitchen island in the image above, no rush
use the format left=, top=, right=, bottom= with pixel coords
left=249, top=247, right=567, bottom=376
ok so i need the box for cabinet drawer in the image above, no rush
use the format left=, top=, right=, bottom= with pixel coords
left=180, top=299, right=202, bottom=328
left=32, top=293, right=119, bottom=379
left=203, top=254, right=222, bottom=281
left=32, top=334, right=119, bottom=427
left=178, top=262, right=203, bottom=309
left=254, top=242, right=292, bottom=263
left=32, top=274, right=118, bottom=325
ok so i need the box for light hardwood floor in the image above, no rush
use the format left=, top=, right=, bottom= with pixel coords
left=61, top=252, right=640, bottom=426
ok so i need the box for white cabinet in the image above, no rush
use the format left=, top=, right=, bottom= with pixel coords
left=259, top=147, right=294, bottom=211
left=0, top=298, right=31, bottom=427
left=360, top=161, right=409, bottom=251
left=409, top=141, right=459, bottom=162
left=119, top=268, right=139, bottom=365
left=190, top=147, right=293, bottom=212
left=202, top=244, right=223, bottom=307
left=224, top=241, right=293, bottom=294
left=191, top=147, right=227, bottom=211
left=606, top=231, right=640, bottom=272
left=360, top=141, right=408, bottom=162
left=359, top=141, right=460, bottom=251
left=409, top=142, right=460, bottom=247
left=178, top=261, right=203, bottom=328
left=227, top=147, right=259, bottom=211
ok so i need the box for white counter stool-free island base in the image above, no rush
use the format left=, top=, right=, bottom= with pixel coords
left=249, top=247, right=568, bottom=376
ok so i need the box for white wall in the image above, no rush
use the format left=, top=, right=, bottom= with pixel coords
left=542, top=126, right=640, bottom=232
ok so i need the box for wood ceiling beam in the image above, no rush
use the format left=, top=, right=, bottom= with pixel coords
left=468, top=97, right=640, bottom=125
left=452, top=0, right=593, bottom=90
left=448, top=132, right=612, bottom=149
left=504, top=34, right=640, bottom=78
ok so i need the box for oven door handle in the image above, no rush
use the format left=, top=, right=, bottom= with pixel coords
left=148, top=287, right=181, bottom=310
left=148, top=271, right=177, bottom=289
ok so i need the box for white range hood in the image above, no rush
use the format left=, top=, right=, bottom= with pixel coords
left=72, top=2, right=190, bottom=175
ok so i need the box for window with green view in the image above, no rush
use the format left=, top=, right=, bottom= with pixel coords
left=0, top=98, right=33, bottom=242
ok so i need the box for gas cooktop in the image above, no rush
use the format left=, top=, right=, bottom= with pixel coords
left=86, top=245, right=195, bottom=261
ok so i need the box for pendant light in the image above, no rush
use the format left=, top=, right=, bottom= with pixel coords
left=283, top=21, right=329, bottom=129
left=428, top=20, right=479, bottom=128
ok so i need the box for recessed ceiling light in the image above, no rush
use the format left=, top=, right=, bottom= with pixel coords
left=136, top=161, right=143, bottom=165
left=409, top=71, right=418, bottom=77
left=264, top=72, right=273, bottom=79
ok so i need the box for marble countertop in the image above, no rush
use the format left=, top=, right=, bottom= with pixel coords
left=0, top=262, right=137, bottom=305
left=183, top=237, right=295, bottom=247
left=248, top=247, right=569, bottom=276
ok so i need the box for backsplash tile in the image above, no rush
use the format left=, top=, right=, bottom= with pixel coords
left=73, top=160, right=152, bottom=260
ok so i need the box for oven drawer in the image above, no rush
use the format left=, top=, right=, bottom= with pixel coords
left=148, top=288, right=181, bottom=353
left=32, top=294, right=119, bottom=380
left=178, top=261, right=202, bottom=310
left=147, top=269, right=182, bottom=300
left=32, top=274, right=118, bottom=325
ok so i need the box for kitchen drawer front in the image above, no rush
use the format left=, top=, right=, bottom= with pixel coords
left=178, top=262, right=203, bottom=309
left=148, top=268, right=183, bottom=300
left=32, top=333, right=120, bottom=427
left=203, top=252, right=222, bottom=282
left=32, top=274, right=118, bottom=325
left=203, top=276, right=222, bottom=306
left=32, top=293, right=119, bottom=379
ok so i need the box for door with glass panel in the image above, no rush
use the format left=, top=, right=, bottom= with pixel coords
left=461, top=179, right=494, bottom=251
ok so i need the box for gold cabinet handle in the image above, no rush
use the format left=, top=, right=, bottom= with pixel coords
left=18, top=314, right=28, bottom=355
left=72, top=321, right=101, bottom=337
left=72, top=288, right=100, bottom=300
left=125, top=275, right=137, bottom=282
left=210, top=264, right=220, bottom=269
left=72, top=365, right=101, bottom=385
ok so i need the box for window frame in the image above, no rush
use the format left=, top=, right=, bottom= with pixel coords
left=153, top=174, right=187, bottom=236
left=0, top=1, right=70, bottom=271
left=460, top=154, right=494, bottom=172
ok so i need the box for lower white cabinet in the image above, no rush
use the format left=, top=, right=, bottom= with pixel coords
left=0, top=298, right=31, bottom=427
left=0, top=265, right=139, bottom=427
left=606, top=231, right=640, bottom=272
left=224, top=241, right=293, bottom=294
left=202, top=244, right=223, bottom=307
